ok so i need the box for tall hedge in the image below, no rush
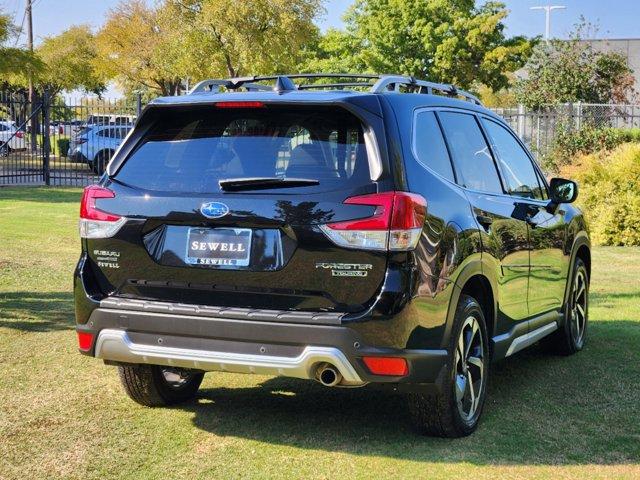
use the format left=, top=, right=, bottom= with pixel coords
left=561, top=143, right=640, bottom=246
left=545, top=126, right=640, bottom=171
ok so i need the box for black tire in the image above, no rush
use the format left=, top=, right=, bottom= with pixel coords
left=0, top=143, right=9, bottom=157
left=92, top=150, right=110, bottom=176
left=407, top=294, right=490, bottom=437
left=118, top=364, right=204, bottom=407
left=542, top=258, right=589, bottom=355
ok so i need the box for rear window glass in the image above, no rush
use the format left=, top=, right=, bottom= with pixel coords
left=114, top=105, right=371, bottom=193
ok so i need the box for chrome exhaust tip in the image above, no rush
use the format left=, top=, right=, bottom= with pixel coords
left=315, top=363, right=342, bottom=387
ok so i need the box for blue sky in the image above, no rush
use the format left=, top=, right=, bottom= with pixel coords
left=2, top=0, right=639, bottom=46
left=1, top=0, right=638, bottom=98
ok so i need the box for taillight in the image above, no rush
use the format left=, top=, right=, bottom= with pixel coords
left=77, top=331, right=94, bottom=351
left=362, top=356, right=409, bottom=376
left=319, top=192, right=426, bottom=251
left=15, top=131, right=23, bottom=138
left=79, top=185, right=126, bottom=238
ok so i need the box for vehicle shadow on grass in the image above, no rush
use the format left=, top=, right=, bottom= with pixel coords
left=0, top=291, right=74, bottom=332
left=185, top=320, right=640, bottom=465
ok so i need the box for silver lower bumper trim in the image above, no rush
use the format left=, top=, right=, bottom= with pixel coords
left=94, top=329, right=365, bottom=386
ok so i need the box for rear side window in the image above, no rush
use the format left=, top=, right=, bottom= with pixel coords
left=481, top=119, right=545, bottom=200
left=438, top=112, right=503, bottom=194
left=115, top=106, right=371, bottom=194
left=413, top=111, right=454, bottom=182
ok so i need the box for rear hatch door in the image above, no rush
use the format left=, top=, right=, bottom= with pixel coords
left=84, top=101, right=390, bottom=312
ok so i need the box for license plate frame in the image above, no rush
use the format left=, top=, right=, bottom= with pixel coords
left=185, top=227, right=252, bottom=267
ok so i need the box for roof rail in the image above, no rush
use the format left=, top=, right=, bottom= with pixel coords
left=188, top=73, right=482, bottom=105
left=370, top=75, right=482, bottom=104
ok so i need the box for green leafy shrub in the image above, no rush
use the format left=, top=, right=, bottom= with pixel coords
left=544, top=126, right=640, bottom=171
left=560, top=142, right=640, bottom=246
left=34, top=134, right=70, bottom=156
left=56, top=137, right=70, bottom=157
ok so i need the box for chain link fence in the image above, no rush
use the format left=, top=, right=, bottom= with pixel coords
left=494, top=103, right=640, bottom=159
left=2, top=93, right=640, bottom=187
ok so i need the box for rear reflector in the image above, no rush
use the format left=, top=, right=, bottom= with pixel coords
left=77, top=331, right=94, bottom=351
left=362, top=357, right=409, bottom=376
left=320, top=191, right=426, bottom=251
left=214, top=101, right=265, bottom=108
left=79, top=186, right=126, bottom=238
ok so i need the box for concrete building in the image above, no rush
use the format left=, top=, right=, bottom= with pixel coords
left=584, top=38, right=640, bottom=94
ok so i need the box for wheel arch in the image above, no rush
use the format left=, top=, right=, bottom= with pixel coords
left=563, top=233, right=591, bottom=308
left=443, top=258, right=497, bottom=352
left=93, top=148, right=115, bottom=164
left=460, top=274, right=495, bottom=343
left=576, top=244, right=591, bottom=279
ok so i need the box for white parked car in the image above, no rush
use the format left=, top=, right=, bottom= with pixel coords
left=0, top=121, right=25, bottom=156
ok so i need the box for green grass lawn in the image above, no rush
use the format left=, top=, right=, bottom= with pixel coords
left=1, top=187, right=639, bottom=480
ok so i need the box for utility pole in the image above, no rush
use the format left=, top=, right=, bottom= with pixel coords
left=26, top=0, right=37, bottom=151
left=530, top=4, right=566, bottom=41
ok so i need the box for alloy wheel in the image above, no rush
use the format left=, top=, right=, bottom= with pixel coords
left=569, top=269, right=588, bottom=348
left=454, top=316, right=486, bottom=422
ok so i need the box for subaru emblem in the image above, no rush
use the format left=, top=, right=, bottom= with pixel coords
left=200, top=202, right=229, bottom=219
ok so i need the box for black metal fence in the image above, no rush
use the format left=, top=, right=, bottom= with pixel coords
left=1, top=91, right=142, bottom=187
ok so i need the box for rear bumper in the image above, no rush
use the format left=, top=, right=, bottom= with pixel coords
left=77, top=302, right=448, bottom=389
left=95, top=328, right=365, bottom=385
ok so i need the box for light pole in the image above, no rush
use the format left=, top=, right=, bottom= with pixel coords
left=26, top=0, right=38, bottom=152
left=530, top=4, right=566, bottom=41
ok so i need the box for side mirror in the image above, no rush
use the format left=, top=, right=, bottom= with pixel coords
left=547, top=177, right=578, bottom=212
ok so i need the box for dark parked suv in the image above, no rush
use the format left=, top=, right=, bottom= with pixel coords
left=74, top=74, right=590, bottom=437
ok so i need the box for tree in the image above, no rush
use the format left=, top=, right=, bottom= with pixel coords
left=516, top=22, right=636, bottom=109
left=95, top=0, right=185, bottom=96
left=169, top=0, right=323, bottom=79
left=303, top=0, right=533, bottom=92
left=0, top=12, right=42, bottom=89
left=94, top=0, right=323, bottom=97
left=35, top=25, right=105, bottom=96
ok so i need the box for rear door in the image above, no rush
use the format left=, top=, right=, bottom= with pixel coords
left=479, top=117, right=568, bottom=316
left=85, top=103, right=390, bottom=313
left=437, top=111, right=530, bottom=328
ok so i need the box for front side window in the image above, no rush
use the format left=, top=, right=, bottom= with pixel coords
left=413, top=111, right=455, bottom=182
left=482, top=119, right=544, bottom=200
left=438, top=112, right=503, bottom=194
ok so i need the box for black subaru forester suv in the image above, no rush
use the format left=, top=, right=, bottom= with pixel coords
left=74, top=74, right=590, bottom=437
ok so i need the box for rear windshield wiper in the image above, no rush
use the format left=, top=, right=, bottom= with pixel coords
left=218, top=177, right=320, bottom=192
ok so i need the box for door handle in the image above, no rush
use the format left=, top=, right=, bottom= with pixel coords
left=476, top=215, right=493, bottom=228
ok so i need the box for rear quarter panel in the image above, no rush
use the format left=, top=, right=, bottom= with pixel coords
left=349, top=97, right=484, bottom=350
